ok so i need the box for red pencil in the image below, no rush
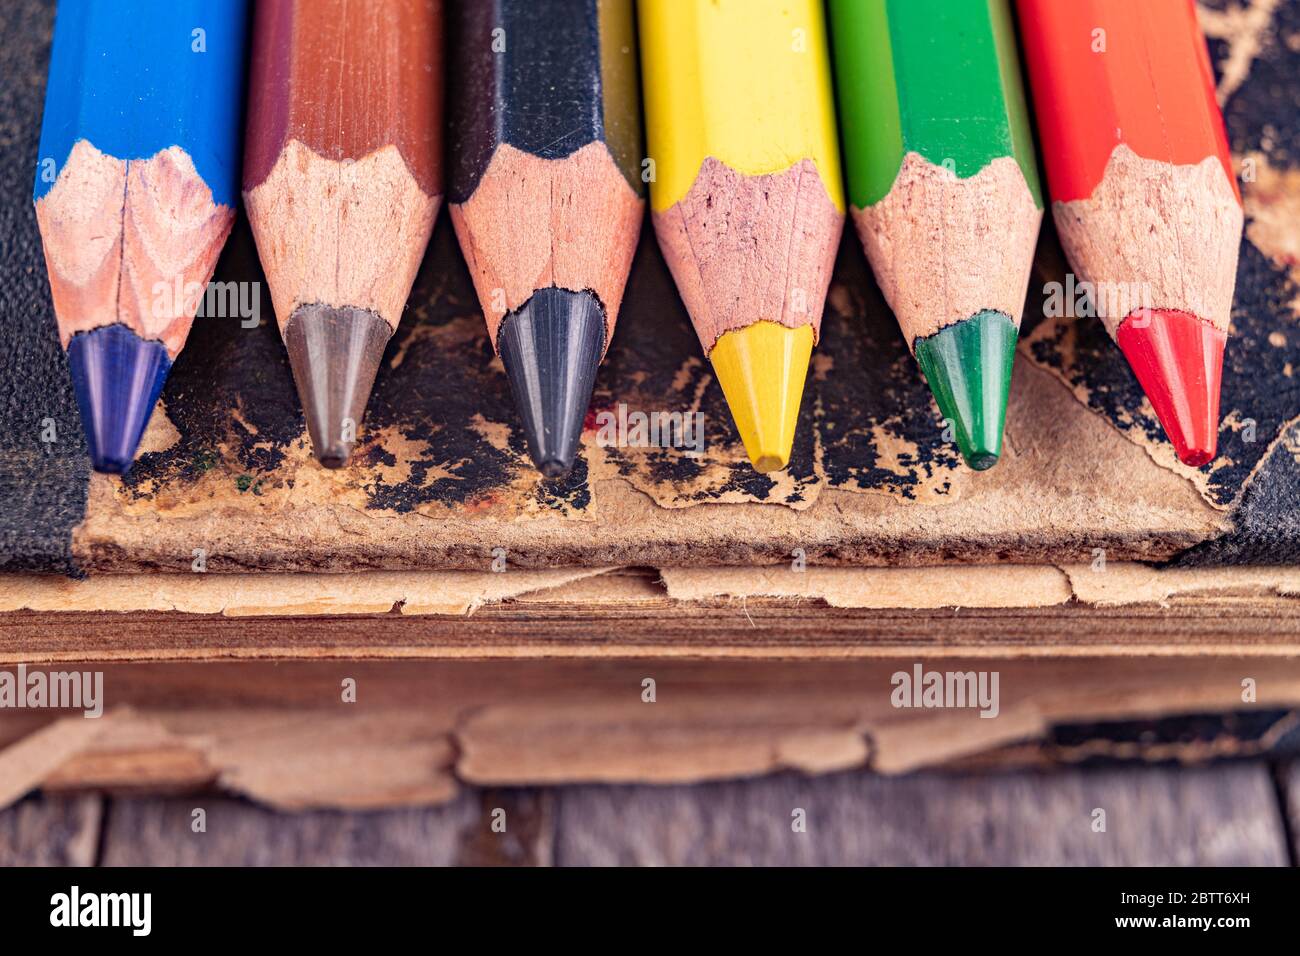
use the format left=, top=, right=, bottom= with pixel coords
left=1017, top=0, right=1242, bottom=466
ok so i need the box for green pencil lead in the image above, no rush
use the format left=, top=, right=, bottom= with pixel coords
left=914, top=310, right=1017, bottom=471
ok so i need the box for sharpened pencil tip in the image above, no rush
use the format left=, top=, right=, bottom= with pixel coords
left=497, top=288, right=606, bottom=478
left=709, top=321, right=814, bottom=474
left=913, top=310, right=1017, bottom=472
left=283, top=304, right=392, bottom=470
left=1116, top=308, right=1224, bottom=468
left=67, top=325, right=172, bottom=476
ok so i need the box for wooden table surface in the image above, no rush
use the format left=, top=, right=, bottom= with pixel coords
left=4, top=761, right=1297, bottom=866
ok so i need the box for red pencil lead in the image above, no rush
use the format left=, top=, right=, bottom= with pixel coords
left=1116, top=309, right=1226, bottom=468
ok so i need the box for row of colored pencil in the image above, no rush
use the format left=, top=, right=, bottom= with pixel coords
left=35, top=0, right=1241, bottom=478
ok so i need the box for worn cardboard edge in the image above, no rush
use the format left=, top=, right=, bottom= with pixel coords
left=68, top=359, right=1231, bottom=574
left=2, top=562, right=1299, bottom=617
left=0, top=567, right=616, bottom=617
left=660, top=564, right=1300, bottom=608
left=6, top=659, right=1300, bottom=809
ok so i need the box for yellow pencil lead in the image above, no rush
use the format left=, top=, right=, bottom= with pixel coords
left=709, top=322, right=813, bottom=473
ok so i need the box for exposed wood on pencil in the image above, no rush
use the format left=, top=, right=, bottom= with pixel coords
left=32, top=0, right=248, bottom=474
left=446, top=0, right=645, bottom=477
left=35, top=142, right=234, bottom=357
left=1054, top=147, right=1241, bottom=339
left=653, top=157, right=842, bottom=354
left=828, top=0, right=1042, bottom=471
left=244, top=140, right=438, bottom=332
left=243, top=0, right=443, bottom=333
left=639, top=0, right=845, bottom=473
left=850, top=154, right=1040, bottom=345
left=449, top=141, right=642, bottom=347
left=1017, top=0, right=1243, bottom=466
left=243, top=0, right=444, bottom=468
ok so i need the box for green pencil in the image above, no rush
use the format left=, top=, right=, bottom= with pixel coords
left=829, top=0, right=1043, bottom=470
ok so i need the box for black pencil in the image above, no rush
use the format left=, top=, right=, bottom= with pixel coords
left=447, top=0, right=645, bottom=477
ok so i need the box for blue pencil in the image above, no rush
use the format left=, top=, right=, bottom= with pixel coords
left=34, top=0, right=248, bottom=474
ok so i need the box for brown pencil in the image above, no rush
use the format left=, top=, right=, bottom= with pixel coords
left=244, top=0, right=443, bottom=467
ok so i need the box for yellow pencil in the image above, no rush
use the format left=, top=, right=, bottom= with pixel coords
left=638, top=0, right=845, bottom=472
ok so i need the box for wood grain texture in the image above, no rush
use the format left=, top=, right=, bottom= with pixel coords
left=4, top=659, right=1300, bottom=811
left=6, top=762, right=1292, bottom=865
left=1055, top=148, right=1242, bottom=337
left=1017, top=0, right=1242, bottom=336
left=244, top=141, right=439, bottom=334
left=829, top=2, right=1042, bottom=470
left=654, top=158, right=842, bottom=352
left=99, top=793, right=483, bottom=866
left=554, top=764, right=1287, bottom=865
left=0, top=793, right=101, bottom=866
left=450, top=144, right=642, bottom=346
left=638, top=0, right=844, bottom=466
left=36, top=142, right=233, bottom=357
left=851, top=155, right=1041, bottom=343
left=34, top=0, right=246, bottom=357
left=1018, top=0, right=1244, bottom=469
left=831, top=0, right=1041, bottom=345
